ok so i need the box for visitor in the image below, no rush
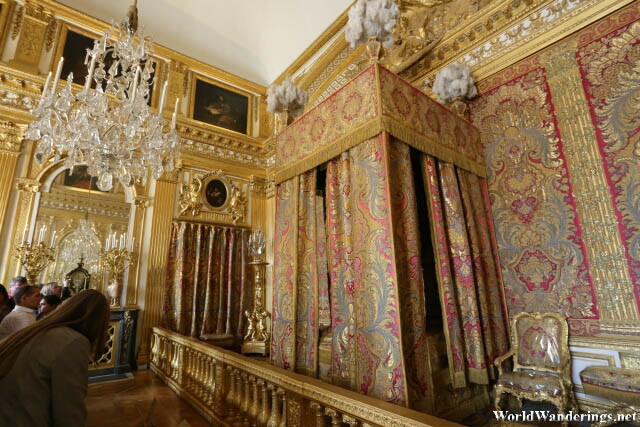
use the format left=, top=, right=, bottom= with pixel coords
left=37, top=295, right=62, bottom=320
left=0, top=290, right=110, bottom=426
left=7, top=275, right=28, bottom=310
left=0, top=285, right=10, bottom=323
left=0, top=285, right=40, bottom=340
left=41, top=282, right=62, bottom=298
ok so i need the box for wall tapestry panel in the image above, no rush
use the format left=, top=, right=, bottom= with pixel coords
left=470, top=3, right=640, bottom=337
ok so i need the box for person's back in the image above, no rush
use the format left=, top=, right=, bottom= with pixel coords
left=0, top=326, right=89, bottom=426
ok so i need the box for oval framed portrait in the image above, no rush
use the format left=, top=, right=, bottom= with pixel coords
left=203, top=178, right=228, bottom=210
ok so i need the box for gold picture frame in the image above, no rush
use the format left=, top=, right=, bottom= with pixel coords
left=200, top=170, right=232, bottom=211
left=188, top=73, right=253, bottom=135
left=50, top=21, right=159, bottom=107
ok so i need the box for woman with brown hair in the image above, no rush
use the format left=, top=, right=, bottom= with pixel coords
left=0, top=289, right=110, bottom=426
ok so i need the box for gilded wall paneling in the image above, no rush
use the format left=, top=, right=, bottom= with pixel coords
left=8, top=1, right=53, bottom=74
left=163, top=60, right=187, bottom=115
left=0, top=0, right=14, bottom=62
left=620, top=353, right=640, bottom=370
left=540, top=41, right=638, bottom=323
left=408, top=0, right=636, bottom=89
left=138, top=173, right=178, bottom=363
left=0, top=121, right=24, bottom=230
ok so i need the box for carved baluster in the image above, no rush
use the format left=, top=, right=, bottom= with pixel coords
left=205, top=357, right=214, bottom=405
left=342, top=415, right=357, bottom=426
left=225, top=366, right=237, bottom=420
left=170, top=343, right=178, bottom=380
left=240, top=373, right=250, bottom=421
left=160, top=338, right=168, bottom=373
left=183, top=348, right=191, bottom=390
left=150, top=334, right=159, bottom=366
left=247, top=376, right=258, bottom=425
left=267, top=384, right=281, bottom=427
left=257, top=380, right=270, bottom=427
left=234, top=370, right=243, bottom=412
left=278, top=388, right=287, bottom=427
left=213, top=361, right=226, bottom=417
left=287, top=397, right=302, bottom=427
left=324, top=408, right=341, bottom=427
left=310, top=402, right=325, bottom=427
left=176, top=345, right=184, bottom=386
left=196, top=353, right=204, bottom=399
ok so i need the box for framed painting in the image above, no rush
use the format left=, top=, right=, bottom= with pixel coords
left=62, top=166, right=107, bottom=192
left=52, top=23, right=157, bottom=106
left=202, top=177, right=229, bottom=210
left=189, top=74, right=252, bottom=135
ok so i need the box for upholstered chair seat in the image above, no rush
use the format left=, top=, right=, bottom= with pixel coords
left=494, top=312, right=576, bottom=427
left=497, top=370, right=563, bottom=397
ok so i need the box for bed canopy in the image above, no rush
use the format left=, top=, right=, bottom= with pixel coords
left=270, top=62, right=508, bottom=414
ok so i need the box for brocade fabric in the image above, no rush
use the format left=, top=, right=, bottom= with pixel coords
left=162, top=221, right=251, bottom=344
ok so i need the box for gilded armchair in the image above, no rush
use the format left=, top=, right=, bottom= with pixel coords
left=494, top=312, right=576, bottom=420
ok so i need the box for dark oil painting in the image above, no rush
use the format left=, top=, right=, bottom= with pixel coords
left=60, top=29, right=155, bottom=104
left=204, top=179, right=227, bottom=208
left=192, top=78, right=249, bottom=134
left=63, top=166, right=106, bottom=192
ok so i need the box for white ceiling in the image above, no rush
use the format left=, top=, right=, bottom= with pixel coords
left=58, top=0, right=353, bottom=87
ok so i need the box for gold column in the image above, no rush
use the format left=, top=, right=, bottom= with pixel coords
left=4, top=178, right=40, bottom=283
left=125, top=196, right=151, bottom=306
left=541, top=41, right=638, bottom=322
left=0, top=122, right=24, bottom=234
left=8, top=1, right=54, bottom=74
left=138, top=174, right=178, bottom=363
left=250, top=175, right=268, bottom=231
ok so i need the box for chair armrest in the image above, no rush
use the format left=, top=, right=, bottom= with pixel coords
left=494, top=348, right=516, bottom=376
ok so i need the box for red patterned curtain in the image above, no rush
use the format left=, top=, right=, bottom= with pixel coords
left=421, top=154, right=509, bottom=388
left=271, top=171, right=325, bottom=377
left=162, top=221, right=252, bottom=345
left=325, top=135, right=410, bottom=406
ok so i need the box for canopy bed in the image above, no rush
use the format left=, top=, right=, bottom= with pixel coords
left=270, top=61, right=509, bottom=416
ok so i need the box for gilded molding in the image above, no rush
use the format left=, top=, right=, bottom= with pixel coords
left=11, top=4, right=23, bottom=40
left=134, top=196, right=151, bottom=209
left=620, top=353, right=640, bottom=370
left=249, top=175, right=268, bottom=197
left=15, top=177, right=39, bottom=193
left=38, top=188, right=130, bottom=219
left=0, top=121, right=24, bottom=153
left=407, top=0, right=634, bottom=86
left=570, top=352, right=616, bottom=368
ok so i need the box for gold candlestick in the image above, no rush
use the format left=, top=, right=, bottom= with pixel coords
left=101, top=248, right=134, bottom=307
left=242, top=230, right=271, bottom=356
left=14, top=242, right=55, bottom=285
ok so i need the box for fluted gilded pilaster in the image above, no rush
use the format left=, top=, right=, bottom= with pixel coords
left=139, top=174, right=178, bottom=363
left=0, top=122, right=24, bottom=240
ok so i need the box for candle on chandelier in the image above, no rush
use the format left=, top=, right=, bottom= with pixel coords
left=21, top=228, right=28, bottom=245
left=50, top=231, right=57, bottom=248
left=39, top=72, right=52, bottom=107
left=119, top=233, right=125, bottom=250
left=129, top=236, right=134, bottom=252
left=171, top=98, right=179, bottom=129
left=38, top=225, right=46, bottom=245
left=84, top=54, right=97, bottom=92
left=105, top=236, right=110, bottom=251
left=111, top=232, right=117, bottom=250
left=52, top=57, right=64, bottom=95
left=158, top=80, right=168, bottom=111
left=131, top=66, right=140, bottom=103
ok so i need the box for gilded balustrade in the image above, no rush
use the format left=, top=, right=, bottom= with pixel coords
left=150, top=327, right=460, bottom=427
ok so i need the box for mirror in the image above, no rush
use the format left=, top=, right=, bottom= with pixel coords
left=32, top=166, right=131, bottom=295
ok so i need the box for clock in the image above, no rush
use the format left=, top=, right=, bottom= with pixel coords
left=65, top=262, right=91, bottom=294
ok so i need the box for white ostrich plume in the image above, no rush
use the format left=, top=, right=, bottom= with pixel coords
left=345, top=0, right=400, bottom=49
left=432, top=62, right=478, bottom=104
left=266, top=77, right=308, bottom=118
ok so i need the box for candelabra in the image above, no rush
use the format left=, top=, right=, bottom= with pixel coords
left=101, top=232, right=135, bottom=307
left=14, top=225, right=57, bottom=285
left=242, top=229, right=271, bottom=355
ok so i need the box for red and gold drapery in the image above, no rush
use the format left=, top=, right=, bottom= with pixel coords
left=162, top=221, right=252, bottom=346
left=271, top=62, right=508, bottom=410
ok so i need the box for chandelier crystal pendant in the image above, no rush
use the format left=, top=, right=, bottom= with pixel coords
left=25, top=1, right=179, bottom=191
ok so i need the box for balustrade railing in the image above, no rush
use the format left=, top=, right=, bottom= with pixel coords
left=150, top=327, right=460, bottom=427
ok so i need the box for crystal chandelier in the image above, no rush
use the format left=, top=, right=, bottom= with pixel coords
left=25, top=1, right=179, bottom=191
left=60, top=216, right=102, bottom=265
